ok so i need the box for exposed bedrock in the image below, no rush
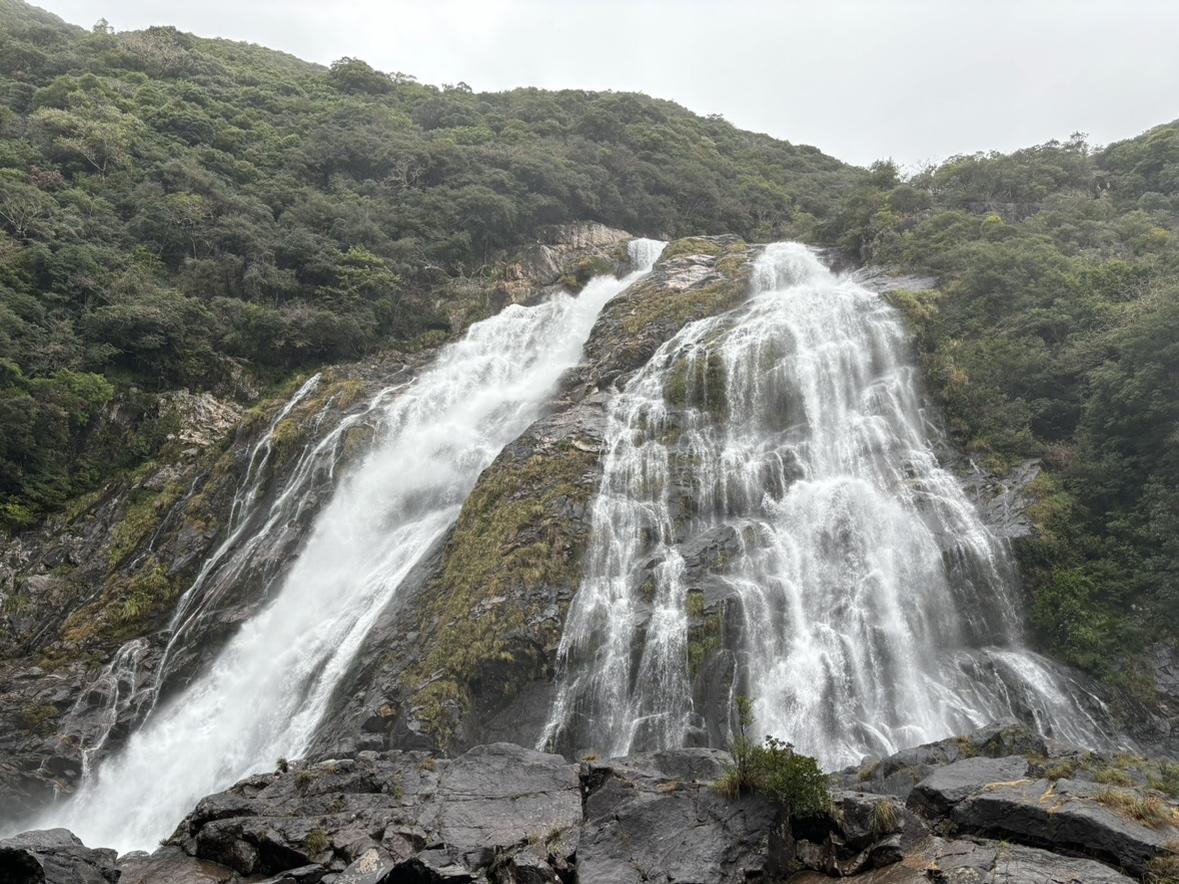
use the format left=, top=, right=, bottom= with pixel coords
left=6, top=725, right=1175, bottom=884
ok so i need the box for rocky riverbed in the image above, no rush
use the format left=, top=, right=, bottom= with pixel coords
left=3, top=725, right=1177, bottom=883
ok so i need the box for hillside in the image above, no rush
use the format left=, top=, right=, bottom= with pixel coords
left=0, top=0, right=1177, bottom=839
left=0, top=0, right=862, bottom=531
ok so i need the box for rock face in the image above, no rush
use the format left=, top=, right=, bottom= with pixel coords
left=911, top=761, right=1177, bottom=876
left=170, top=743, right=582, bottom=882
left=0, top=226, right=636, bottom=833
left=0, top=828, right=120, bottom=883
left=788, top=837, right=1138, bottom=884
left=152, top=743, right=783, bottom=884
left=578, top=750, right=780, bottom=884
left=8, top=726, right=1174, bottom=884
left=311, top=236, right=755, bottom=757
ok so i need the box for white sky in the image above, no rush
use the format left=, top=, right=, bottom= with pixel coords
left=32, top=0, right=1179, bottom=168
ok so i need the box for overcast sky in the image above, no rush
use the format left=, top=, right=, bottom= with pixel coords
left=33, top=0, right=1179, bottom=168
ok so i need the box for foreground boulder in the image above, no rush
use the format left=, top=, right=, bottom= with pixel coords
left=909, top=757, right=1178, bottom=876
left=0, top=828, right=119, bottom=884
left=787, top=836, right=1137, bottom=883
left=7, top=726, right=1178, bottom=883
left=578, top=749, right=778, bottom=884
left=169, top=742, right=582, bottom=882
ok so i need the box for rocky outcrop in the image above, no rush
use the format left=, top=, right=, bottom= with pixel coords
left=443, top=222, right=634, bottom=329
left=168, top=743, right=582, bottom=882
left=579, top=749, right=780, bottom=883
left=311, top=236, right=755, bottom=756
left=8, top=726, right=1175, bottom=884
left=0, top=227, right=633, bottom=832
left=788, top=837, right=1137, bottom=884
left=0, top=828, right=120, bottom=883
left=910, top=759, right=1177, bottom=876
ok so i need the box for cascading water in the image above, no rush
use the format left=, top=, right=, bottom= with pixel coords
left=542, top=241, right=1116, bottom=768
left=23, top=239, right=665, bottom=854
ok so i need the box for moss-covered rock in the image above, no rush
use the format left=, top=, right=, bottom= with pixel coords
left=313, top=235, right=761, bottom=755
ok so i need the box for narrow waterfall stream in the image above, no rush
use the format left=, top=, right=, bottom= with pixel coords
left=542, top=242, right=1115, bottom=767
left=26, top=240, right=665, bottom=854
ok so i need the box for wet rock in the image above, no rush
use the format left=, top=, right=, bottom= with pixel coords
left=850, top=265, right=938, bottom=296
left=0, top=828, right=119, bottom=884
left=117, top=845, right=236, bottom=884
left=835, top=724, right=1045, bottom=800
left=951, top=776, right=1176, bottom=876
left=792, top=791, right=925, bottom=877
left=577, top=749, right=781, bottom=884
left=907, top=755, right=1030, bottom=817
left=788, top=835, right=1137, bottom=883
left=171, top=743, right=579, bottom=882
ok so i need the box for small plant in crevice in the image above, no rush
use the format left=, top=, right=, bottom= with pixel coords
left=1145, top=849, right=1179, bottom=884
left=1094, top=789, right=1179, bottom=829
left=868, top=800, right=899, bottom=837
left=304, top=828, right=329, bottom=856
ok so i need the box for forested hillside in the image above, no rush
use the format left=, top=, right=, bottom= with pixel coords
left=828, top=130, right=1179, bottom=696
left=0, top=0, right=1176, bottom=699
left=0, top=0, right=860, bottom=528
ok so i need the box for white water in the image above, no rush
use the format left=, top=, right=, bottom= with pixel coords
left=25, top=239, right=664, bottom=854
left=542, top=242, right=1115, bottom=767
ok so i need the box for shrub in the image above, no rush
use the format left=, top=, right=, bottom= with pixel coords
left=304, top=828, right=329, bottom=856
left=1095, top=789, right=1179, bottom=829
left=717, top=696, right=830, bottom=820
left=869, top=801, right=900, bottom=837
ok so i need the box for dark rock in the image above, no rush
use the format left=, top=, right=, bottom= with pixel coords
left=577, top=749, right=781, bottom=884
left=117, top=846, right=236, bottom=883
left=788, top=835, right=1137, bottom=883
left=836, top=724, right=1043, bottom=800
left=792, top=791, right=926, bottom=877
left=172, top=743, right=579, bottom=882
left=907, top=755, right=1029, bottom=817
left=950, top=776, right=1177, bottom=876
left=0, top=828, right=120, bottom=884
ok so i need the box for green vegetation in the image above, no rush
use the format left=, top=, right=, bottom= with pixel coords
left=868, top=800, right=900, bottom=837
left=618, top=240, right=750, bottom=336
left=826, top=131, right=1179, bottom=692
left=0, top=0, right=858, bottom=529
left=717, top=696, right=830, bottom=820
left=303, top=828, right=329, bottom=856
left=1093, top=788, right=1179, bottom=829
left=403, top=442, right=598, bottom=746
left=17, top=701, right=60, bottom=735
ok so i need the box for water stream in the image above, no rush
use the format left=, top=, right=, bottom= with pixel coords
left=541, top=242, right=1116, bottom=767
left=24, top=240, right=665, bottom=853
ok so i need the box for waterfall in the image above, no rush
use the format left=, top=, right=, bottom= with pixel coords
left=542, top=242, right=1116, bottom=768
left=23, top=239, right=665, bottom=854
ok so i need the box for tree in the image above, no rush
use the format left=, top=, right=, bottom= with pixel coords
left=31, top=102, right=141, bottom=177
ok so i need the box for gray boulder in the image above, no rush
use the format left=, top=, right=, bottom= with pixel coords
left=906, top=755, right=1029, bottom=817
left=787, top=835, right=1137, bottom=883
left=953, top=776, right=1177, bottom=876
left=171, top=742, right=577, bottom=882
left=908, top=757, right=1179, bottom=876
left=0, top=828, right=120, bottom=884
left=577, top=748, right=782, bottom=884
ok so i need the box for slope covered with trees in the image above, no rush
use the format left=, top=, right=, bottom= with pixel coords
left=0, top=0, right=1175, bottom=703
left=0, top=0, right=860, bottom=527
left=830, top=130, right=1179, bottom=698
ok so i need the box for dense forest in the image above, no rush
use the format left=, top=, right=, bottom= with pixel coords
left=827, top=129, right=1179, bottom=701
left=0, top=0, right=862, bottom=529
left=0, top=0, right=1175, bottom=700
